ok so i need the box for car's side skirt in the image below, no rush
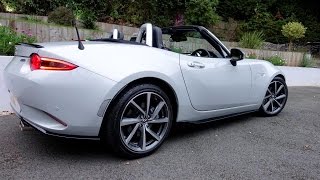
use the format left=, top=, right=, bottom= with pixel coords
left=180, top=110, right=258, bottom=124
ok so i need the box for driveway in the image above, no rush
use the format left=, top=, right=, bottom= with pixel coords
left=0, top=86, right=319, bottom=179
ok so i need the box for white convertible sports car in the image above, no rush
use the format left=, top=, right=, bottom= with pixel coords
left=4, top=23, right=288, bottom=158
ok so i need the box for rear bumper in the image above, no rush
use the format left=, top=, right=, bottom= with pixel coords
left=17, top=111, right=99, bottom=140
left=4, top=57, right=117, bottom=137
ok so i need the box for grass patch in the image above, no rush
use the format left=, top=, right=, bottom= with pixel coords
left=19, top=16, right=44, bottom=23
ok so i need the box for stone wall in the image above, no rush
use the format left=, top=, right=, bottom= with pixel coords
left=0, top=12, right=139, bottom=42
left=0, top=56, right=12, bottom=113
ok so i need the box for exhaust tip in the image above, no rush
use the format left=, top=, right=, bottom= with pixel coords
left=19, top=120, right=32, bottom=131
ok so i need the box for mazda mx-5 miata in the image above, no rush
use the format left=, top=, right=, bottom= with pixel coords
left=4, top=23, right=288, bottom=158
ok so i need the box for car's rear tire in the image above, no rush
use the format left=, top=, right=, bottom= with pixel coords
left=259, top=77, right=288, bottom=116
left=102, top=84, right=173, bottom=159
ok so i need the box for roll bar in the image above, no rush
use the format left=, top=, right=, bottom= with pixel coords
left=136, top=23, right=153, bottom=47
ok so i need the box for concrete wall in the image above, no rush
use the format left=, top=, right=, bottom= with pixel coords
left=0, top=56, right=12, bottom=112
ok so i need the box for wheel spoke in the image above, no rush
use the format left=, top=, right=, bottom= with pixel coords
left=276, top=94, right=286, bottom=100
left=150, top=101, right=165, bottom=120
left=274, top=99, right=281, bottom=107
left=121, top=118, right=141, bottom=126
left=146, top=92, right=151, bottom=117
left=148, top=117, right=169, bottom=124
left=271, top=101, right=274, bottom=112
left=125, top=123, right=140, bottom=144
left=264, top=95, right=271, bottom=99
left=139, top=125, right=146, bottom=151
left=274, top=82, right=277, bottom=94
left=146, top=127, right=160, bottom=141
left=267, top=88, right=272, bottom=95
left=276, top=85, right=284, bottom=95
left=131, top=100, right=146, bottom=115
left=263, top=100, right=272, bottom=110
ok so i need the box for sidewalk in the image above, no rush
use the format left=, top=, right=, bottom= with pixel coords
left=278, top=66, right=320, bottom=87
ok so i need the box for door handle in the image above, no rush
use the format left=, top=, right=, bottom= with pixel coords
left=187, top=61, right=205, bottom=68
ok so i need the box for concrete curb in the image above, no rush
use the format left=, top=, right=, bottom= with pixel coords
left=277, top=66, right=320, bottom=87
left=0, top=56, right=13, bottom=113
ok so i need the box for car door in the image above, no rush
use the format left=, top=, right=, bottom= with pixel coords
left=180, top=55, right=252, bottom=111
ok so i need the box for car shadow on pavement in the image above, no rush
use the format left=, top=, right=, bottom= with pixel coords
left=169, top=113, right=258, bottom=140
left=20, top=113, right=259, bottom=159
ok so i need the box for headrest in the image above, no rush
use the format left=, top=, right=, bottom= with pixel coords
left=109, top=29, right=124, bottom=40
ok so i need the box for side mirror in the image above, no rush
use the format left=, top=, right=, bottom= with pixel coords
left=230, top=48, right=244, bottom=66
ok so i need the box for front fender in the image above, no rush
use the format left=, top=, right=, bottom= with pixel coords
left=249, top=60, right=285, bottom=105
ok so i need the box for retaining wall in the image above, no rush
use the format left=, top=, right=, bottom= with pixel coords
left=0, top=56, right=13, bottom=112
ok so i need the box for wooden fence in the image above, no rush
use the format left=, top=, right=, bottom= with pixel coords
left=237, top=48, right=304, bottom=67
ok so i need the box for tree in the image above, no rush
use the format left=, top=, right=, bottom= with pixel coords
left=0, top=1, right=5, bottom=12
left=281, top=22, right=306, bottom=51
left=185, top=0, right=220, bottom=27
left=217, top=0, right=277, bottom=21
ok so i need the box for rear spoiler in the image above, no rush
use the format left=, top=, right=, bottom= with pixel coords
left=17, top=43, right=44, bottom=48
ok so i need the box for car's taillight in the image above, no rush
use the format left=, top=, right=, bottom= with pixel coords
left=30, top=54, right=78, bottom=71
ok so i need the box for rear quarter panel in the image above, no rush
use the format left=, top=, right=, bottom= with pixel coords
left=38, top=44, right=192, bottom=121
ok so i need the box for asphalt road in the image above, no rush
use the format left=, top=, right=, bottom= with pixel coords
left=0, top=87, right=319, bottom=180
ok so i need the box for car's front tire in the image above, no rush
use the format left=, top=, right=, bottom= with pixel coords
left=259, top=77, right=288, bottom=116
left=102, top=84, right=173, bottom=158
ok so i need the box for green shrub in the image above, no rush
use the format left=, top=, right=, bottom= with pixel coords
left=239, top=31, right=265, bottom=49
left=238, top=12, right=289, bottom=44
left=300, top=53, right=315, bottom=67
left=48, top=6, right=75, bottom=26
left=265, top=55, right=286, bottom=66
left=185, top=0, right=220, bottom=27
left=246, top=52, right=257, bottom=59
left=0, top=26, right=36, bottom=56
left=282, top=22, right=307, bottom=51
left=0, top=2, right=5, bottom=12
left=77, top=10, right=97, bottom=29
left=171, top=47, right=183, bottom=53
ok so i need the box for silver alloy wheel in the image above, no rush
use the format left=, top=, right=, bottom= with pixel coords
left=120, top=92, right=169, bottom=152
left=262, top=81, right=287, bottom=114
